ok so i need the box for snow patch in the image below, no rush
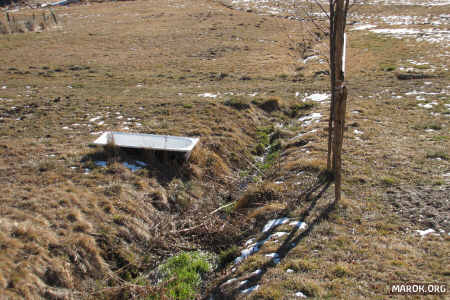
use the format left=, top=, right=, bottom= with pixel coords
left=223, top=278, right=237, bottom=285
left=198, top=93, right=219, bottom=98
left=241, top=285, right=259, bottom=294
left=370, top=28, right=450, bottom=44
left=305, top=93, right=330, bottom=102
left=263, top=217, right=289, bottom=232
left=418, top=102, right=438, bottom=109
left=298, top=113, right=322, bottom=126
left=295, top=291, right=307, bottom=298
left=271, top=232, right=288, bottom=238
left=289, top=221, right=307, bottom=230
left=415, top=228, right=435, bottom=236
left=303, top=55, right=319, bottom=64
left=265, top=253, right=279, bottom=259
left=352, top=24, right=377, bottom=31
left=239, top=280, right=248, bottom=286
left=251, top=269, right=262, bottom=276
left=89, top=116, right=102, bottom=122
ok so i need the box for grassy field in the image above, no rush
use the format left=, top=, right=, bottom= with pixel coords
left=0, top=0, right=448, bottom=299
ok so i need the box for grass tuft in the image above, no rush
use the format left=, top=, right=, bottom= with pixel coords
left=218, top=245, right=240, bottom=269
left=224, top=97, right=251, bottom=110
left=156, top=251, right=212, bottom=300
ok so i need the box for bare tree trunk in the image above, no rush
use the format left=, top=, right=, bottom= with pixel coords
left=327, top=0, right=335, bottom=171
left=329, top=0, right=348, bottom=202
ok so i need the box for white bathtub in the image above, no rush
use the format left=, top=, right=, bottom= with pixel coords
left=92, top=131, right=199, bottom=153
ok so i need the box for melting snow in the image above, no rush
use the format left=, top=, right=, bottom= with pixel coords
left=251, top=269, right=262, bottom=276
left=239, top=280, right=248, bottom=286
left=303, top=55, right=318, bottom=64
left=370, top=28, right=450, bottom=44
left=241, top=285, right=259, bottom=294
left=235, top=244, right=261, bottom=264
left=271, top=232, right=288, bottom=238
left=223, top=278, right=237, bottom=285
left=245, top=238, right=255, bottom=246
left=298, top=113, right=322, bottom=126
left=263, top=217, right=289, bottom=232
left=89, top=116, right=102, bottom=122
left=295, top=291, right=307, bottom=298
left=418, top=102, right=438, bottom=109
left=352, top=24, right=377, bottom=31
left=265, top=253, right=279, bottom=258
left=289, top=221, right=307, bottom=230
left=198, top=93, right=219, bottom=98
left=305, top=93, right=330, bottom=102
left=415, top=228, right=435, bottom=236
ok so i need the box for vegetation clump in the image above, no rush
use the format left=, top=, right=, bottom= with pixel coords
left=224, top=96, right=251, bottom=110
left=218, top=245, right=240, bottom=269
left=155, top=251, right=213, bottom=300
left=252, top=96, right=282, bottom=113
left=289, top=101, right=315, bottom=117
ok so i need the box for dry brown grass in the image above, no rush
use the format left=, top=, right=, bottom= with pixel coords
left=235, top=182, right=283, bottom=210
left=0, top=0, right=317, bottom=297
left=1, top=0, right=449, bottom=299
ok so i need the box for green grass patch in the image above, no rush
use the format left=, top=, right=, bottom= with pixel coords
left=218, top=245, right=239, bottom=269
left=380, top=176, right=397, bottom=186
left=154, top=251, right=212, bottom=300
left=253, top=126, right=273, bottom=155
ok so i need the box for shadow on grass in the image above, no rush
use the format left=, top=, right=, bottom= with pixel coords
left=81, top=146, right=192, bottom=185
left=206, top=174, right=335, bottom=299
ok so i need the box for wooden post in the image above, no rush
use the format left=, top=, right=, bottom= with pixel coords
left=329, top=0, right=348, bottom=202
left=327, top=0, right=335, bottom=172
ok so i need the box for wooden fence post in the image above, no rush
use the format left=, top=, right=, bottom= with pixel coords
left=329, top=0, right=348, bottom=202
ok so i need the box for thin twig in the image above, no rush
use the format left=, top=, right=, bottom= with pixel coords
left=210, top=201, right=235, bottom=215
left=312, top=0, right=330, bottom=19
